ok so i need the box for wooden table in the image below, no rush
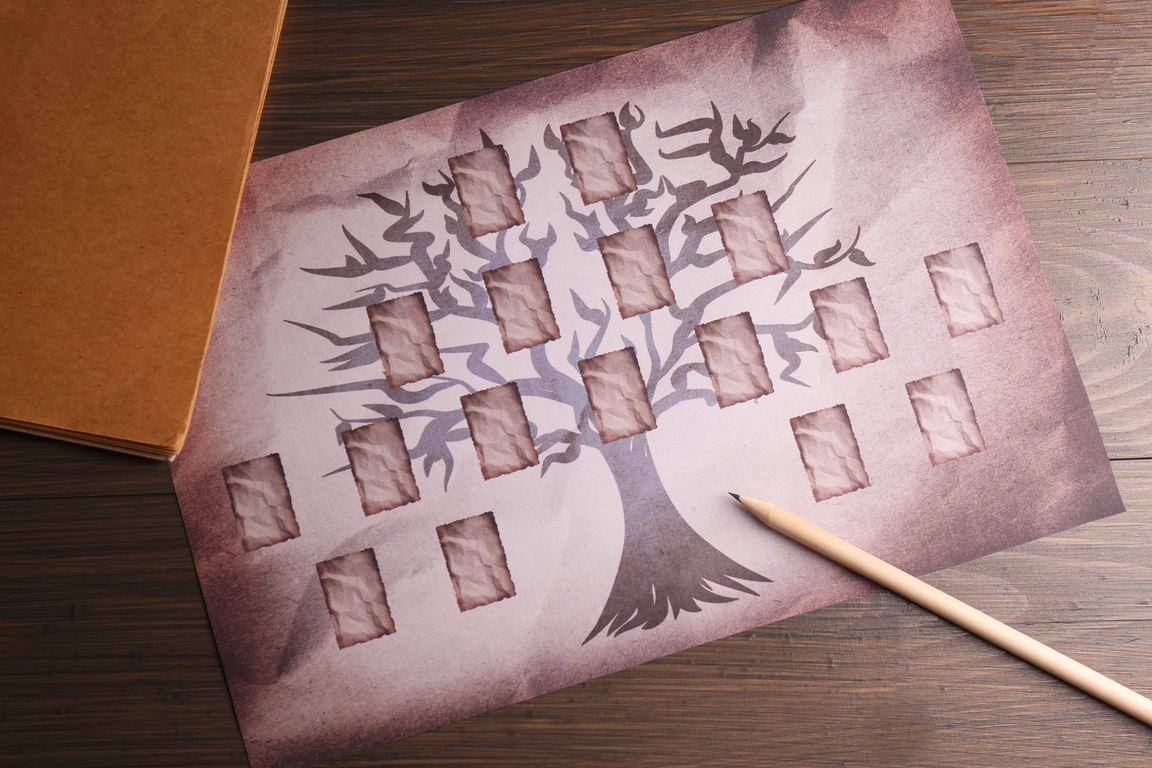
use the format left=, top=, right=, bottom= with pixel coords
left=4, top=2, right=1152, bottom=765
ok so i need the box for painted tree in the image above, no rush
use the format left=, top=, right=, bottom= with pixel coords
left=278, top=102, right=872, bottom=642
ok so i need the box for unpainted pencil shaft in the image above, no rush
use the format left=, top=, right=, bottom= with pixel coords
left=733, top=494, right=1152, bottom=727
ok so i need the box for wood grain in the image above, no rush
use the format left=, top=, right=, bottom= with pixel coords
left=3, top=1, right=1152, bottom=766
left=1016, top=159, right=1152, bottom=458
left=957, top=1, right=1152, bottom=163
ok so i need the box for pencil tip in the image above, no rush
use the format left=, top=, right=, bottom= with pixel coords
left=729, top=492, right=741, bottom=501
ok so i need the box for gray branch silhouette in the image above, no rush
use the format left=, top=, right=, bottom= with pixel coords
left=276, top=102, right=875, bottom=642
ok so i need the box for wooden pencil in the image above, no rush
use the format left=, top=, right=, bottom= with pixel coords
left=731, top=493, right=1152, bottom=727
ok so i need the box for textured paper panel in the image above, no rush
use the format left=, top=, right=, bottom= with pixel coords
left=597, top=225, right=676, bottom=318
left=436, top=512, right=516, bottom=612
left=791, top=404, right=870, bottom=502
left=482, top=258, right=561, bottom=353
left=460, top=383, right=539, bottom=479
left=925, top=243, right=1004, bottom=337
left=168, top=2, right=1131, bottom=763
left=222, top=453, right=300, bottom=552
left=578, top=347, right=656, bottom=444
left=560, top=112, right=638, bottom=204
left=906, top=369, right=985, bottom=465
left=316, top=549, right=395, bottom=649
left=343, top=419, right=420, bottom=515
left=712, top=191, right=787, bottom=283
left=695, top=312, right=773, bottom=408
left=448, top=146, right=525, bottom=237
left=811, top=277, right=889, bottom=372
left=366, top=293, right=445, bottom=387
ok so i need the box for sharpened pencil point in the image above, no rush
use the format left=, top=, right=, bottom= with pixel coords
left=729, top=492, right=741, bottom=501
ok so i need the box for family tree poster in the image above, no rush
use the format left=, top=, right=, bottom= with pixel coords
left=170, top=0, right=1123, bottom=765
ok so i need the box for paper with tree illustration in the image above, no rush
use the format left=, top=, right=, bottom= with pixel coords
left=170, top=1, right=1124, bottom=766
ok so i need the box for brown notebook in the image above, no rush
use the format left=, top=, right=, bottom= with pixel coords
left=0, top=0, right=288, bottom=460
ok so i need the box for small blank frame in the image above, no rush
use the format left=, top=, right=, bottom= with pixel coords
left=222, top=453, right=300, bottom=552
left=437, top=511, right=516, bottom=612
left=790, top=404, right=870, bottom=502
left=695, top=312, right=773, bottom=407
left=712, top=191, right=787, bottom=284
left=810, top=277, right=889, bottom=373
left=448, top=145, right=525, bottom=237
left=482, top=258, right=561, bottom=353
left=560, top=112, right=637, bottom=205
left=578, top=347, right=657, bottom=444
left=906, top=368, right=985, bottom=465
left=924, top=243, right=1004, bottom=337
left=316, top=549, right=396, bottom=649
left=366, top=292, right=445, bottom=388
left=343, top=418, right=420, bottom=515
left=597, top=225, right=675, bottom=319
left=460, top=382, right=539, bottom=480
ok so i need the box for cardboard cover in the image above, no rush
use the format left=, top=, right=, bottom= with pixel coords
left=0, top=0, right=288, bottom=459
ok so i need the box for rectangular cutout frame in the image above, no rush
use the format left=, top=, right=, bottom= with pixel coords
left=343, top=418, right=420, bottom=515
left=437, top=511, right=516, bottom=611
left=367, top=292, right=445, bottom=388
left=578, top=347, right=657, bottom=444
left=906, top=368, right=985, bottom=465
left=316, top=549, right=396, bottom=649
left=560, top=112, right=637, bottom=205
left=712, top=191, right=787, bottom=283
left=811, top=277, right=890, bottom=372
left=482, top=258, right=561, bottom=353
left=222, top=453, right=300, bottom=552
left=597, top=225, right=675, bottom=318
left=925, top=243, right=1004, bottom=337
left=460, top=382, right=539, bottom=480
left=695, top=312, right=773, bottom=407
left=790, top=404, right=870, bottom=501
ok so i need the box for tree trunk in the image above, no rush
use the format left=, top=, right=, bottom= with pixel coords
left=584, top=433, right=769, bottom=643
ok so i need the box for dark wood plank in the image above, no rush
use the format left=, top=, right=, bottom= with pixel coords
left=0, top=495, right=242, bottom=767
left=0, top=430, right=173, bottom=500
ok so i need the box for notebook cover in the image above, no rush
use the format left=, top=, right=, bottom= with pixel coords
left=0, top=0, right=289, bottom=459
